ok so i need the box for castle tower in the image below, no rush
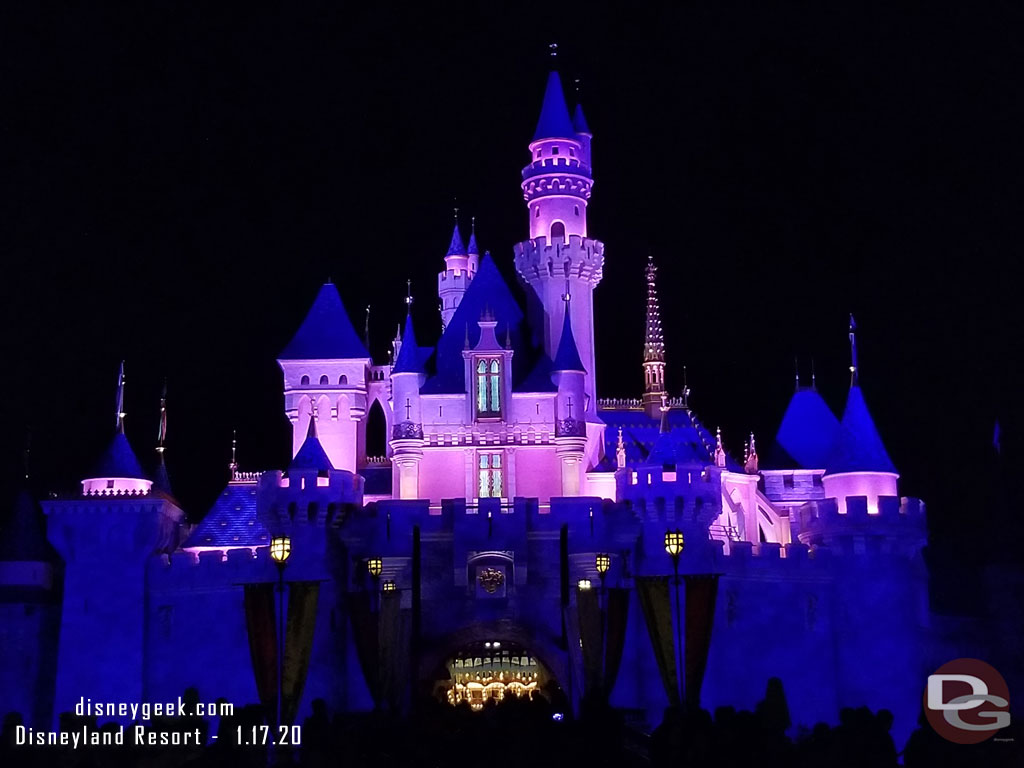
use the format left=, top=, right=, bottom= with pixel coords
left=551, top=295, right=587, bottom=495
left=278, top=282, right=372, bottom=473
left=438, top=219, right=476, bottom=331
left=821, top=316, right=899, bottom=514
left=514, top=69, right=604, bottom=409
left=43, top=385, right=184, bottom=721
left=642, top=255, right=667, bottom=418
left=390, top=313, right=426, bottom=499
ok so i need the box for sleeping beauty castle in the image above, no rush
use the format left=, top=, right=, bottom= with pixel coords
left=1, top=68, right=962, bottom=748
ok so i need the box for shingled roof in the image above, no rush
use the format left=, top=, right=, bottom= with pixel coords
left=279, top=282, right=370, bottom=360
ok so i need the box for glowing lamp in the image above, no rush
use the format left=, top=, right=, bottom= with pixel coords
left=595, top=553, right=611, bottom=575
left=367, top=557, right=383, bottom=578
left=577, top=578, right=592, bottom=591
left=664, top=530, right=685, bottom=559
left=381, top=579, right=396, bottom=592
left=269, top=536, right=291, bottom=565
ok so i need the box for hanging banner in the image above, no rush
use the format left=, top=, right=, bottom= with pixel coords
left=636, top=576, right=679, bottom=706
left=349, top=592, right=382, bottom=708
left=684, top=574, right=720, bottom=710
left=378, top=591, right=410, bottom=711
left=243, top=583, right=278, bottom=718
left=576, top=587, right=603, bottom=697
left=282, top=581, right=320, bottom=726
left=603, top=587, right=630, bottom=697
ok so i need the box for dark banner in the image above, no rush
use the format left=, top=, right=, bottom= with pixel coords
left=684, top=574, right=720, bottom=710
left=604, top=587, right=630, bottom=697
left=636, top=577, right=679, bottom=706
left=243, top=583, right=278, bottom=717
left=576, top=588, right=603, bottom=696
left=282, top=581, right=320, bottom=725
left=349, top=591, right=381, bottom=708
left=378, top=592, right=410, bottom=711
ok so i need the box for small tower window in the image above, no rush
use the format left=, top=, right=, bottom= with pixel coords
left=551, top=146, right=559, bottom=155
left=535, top=149, right=541, bottom=159
left=535, top=208, right=540, bottom=218
left=574, top=205, right=579, bottom=216
left=339, top=375, right=348, bottom=385
left=569, top=147, right=575, bottom=157
left=475, top=358, right=502, bottom=418
left=319, top=375, right=329, bottom=385
left=550, top=221, right=566, bottom=243
left=478, top=452, right=504, bottom=498
left=300, top=375, right=310, bottom=386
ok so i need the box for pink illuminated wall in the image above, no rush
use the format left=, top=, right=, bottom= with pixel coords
left=822, top=471, right=900, bottom=514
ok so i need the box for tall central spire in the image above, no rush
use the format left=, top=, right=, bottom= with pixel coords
left=642, top=256, right=667, bottom=418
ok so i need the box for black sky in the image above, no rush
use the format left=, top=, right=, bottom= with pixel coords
left=1, top=3, right=1021, bottom=599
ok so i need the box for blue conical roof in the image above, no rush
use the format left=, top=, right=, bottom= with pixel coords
left=88, top=432, right=148, bottom=480
left=467, top=228, right=479, bottom=256
left=533, top=71, right=576, bottom=141
left=551, top=305, right=585, bottom=373
left=447, top=223, right=466, bottom=256
left=0, top=490, right=53, bottom=562
left=422, top=253, right=526, bottom=394
left=393, top=314, right=425, bottom=375
left=279, top=283, right=370, bottom=360
left=573, top=103, right=591, bottom=135
left=826, top=385, right=897, bottom=474
left=289, top=418, right=334, bottom=473
left=775, top=388, right=841, bottom=469
left=153, top=455, right=173, bottom=496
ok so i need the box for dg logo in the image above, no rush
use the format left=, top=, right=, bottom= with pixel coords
left=925, top=658, right=1011, bottom=744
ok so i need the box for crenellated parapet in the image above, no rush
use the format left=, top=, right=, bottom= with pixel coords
left=513, top=235, right=605, bottom=287
left=797, top=495, right=926, bottom=556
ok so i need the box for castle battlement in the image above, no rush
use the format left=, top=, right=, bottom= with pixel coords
left=797, top=495, right=927, bottom=555
left=513, top=235, right=605, bottom=284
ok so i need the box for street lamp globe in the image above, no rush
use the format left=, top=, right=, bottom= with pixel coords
left=367, top=557, right=383, bottom=578
left=664, top=530, right=684, bottom=559
left=577, top=578, right=592, bottom=591
left=381, top=580, right=397, bottom=592
left=270, top=536, right=292, bottom=565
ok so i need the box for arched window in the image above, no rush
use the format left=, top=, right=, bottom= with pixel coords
left=366, top=399, right=387, bottom=458
left=339, top=374, right=348, bottom=385
left=535, top=208, right=540, bottom=218
left=550, top=221, right=566, bottom=243
left=574, top=205, right=579, bottom=216
left=475, top=358, right=501, bottom=418
left=319, top=375, right=329, bottom=385
left=300, top=375, right=310, bottom=386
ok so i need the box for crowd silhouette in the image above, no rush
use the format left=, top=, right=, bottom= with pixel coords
left=1, top=680, right=1020, bottom=767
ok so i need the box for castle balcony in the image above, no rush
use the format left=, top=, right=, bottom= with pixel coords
left=521, top=156, right=592, bottom=179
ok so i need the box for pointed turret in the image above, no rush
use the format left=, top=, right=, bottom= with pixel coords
left=289, top=414, right=334, bottom=473
left=573, top=103, right=591, bottom=135
left=642, top=256, right=667, bottom=418
left=533, top=70, right=576, bottom=140
left=392, top=314, right=425, bottom=375
left=439, top=215, right=476, bottom=331
left=467, top=217, right=480, bottom=258
left=446, top=221, right=467, bottom=257
left=82, top=365, right=152, bottom=495
left=774, top=387, right=842, bottom=469
left=551, top=296, right=586, bottom=373
left=279, top=282, right=370, bottom=360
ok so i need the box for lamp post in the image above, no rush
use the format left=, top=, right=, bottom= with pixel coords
left=269, top=535, right=292, bottom=730
left=664, top=529, right=685, bottom=706
left=366, top=556, right=383, bottom=613
left=595, top=553, right=612, bottom=699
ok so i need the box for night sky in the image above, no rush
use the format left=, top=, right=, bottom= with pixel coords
left=1, top=4, right=1020, bottom=602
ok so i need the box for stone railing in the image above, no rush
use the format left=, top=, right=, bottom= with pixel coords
left=392, top=421, right=424, bottom=440
left=230, top=471, right=263, bottom=483
left=364, top=456, right=391, bottom=466
left=555, top=417, right=586, bottom=437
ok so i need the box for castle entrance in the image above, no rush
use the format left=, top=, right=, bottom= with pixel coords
left=435, top=640, right=555, bottom=711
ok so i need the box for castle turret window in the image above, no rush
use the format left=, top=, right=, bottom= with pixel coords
left=300, top=375, right=310, bottom=386
left=478, top=452, right=503, bottom=498
left=476, top=358, right=502, bottom=418
left=319, top=375, right=329, bottom=385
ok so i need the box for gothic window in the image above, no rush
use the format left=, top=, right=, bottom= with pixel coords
left=550, top=221, right=566, bottom=242
left=319, top=375, right=329, bottom=385
left=478, top=452, right=503, bottom=498
left=300, top=375, right=310, bottom=386
left=475, top=358, right=501, bottom=418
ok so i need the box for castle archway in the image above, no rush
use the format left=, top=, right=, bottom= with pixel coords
left=419, top=622, right=567, bottom=711
left=365, top=399, right=387, bottom=459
